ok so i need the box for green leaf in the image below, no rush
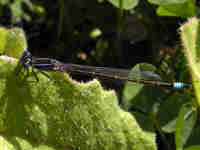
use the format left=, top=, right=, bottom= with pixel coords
left=122, top=63, right=162, bottom=136
left=0, top=27, right=27, bottom=58
left=180, top=17, right=200, bottom=106
left=184, top=145, right=200, bottom=150
left=0, top=27, right=9, bottom=54
left=175, top=104, right=197, bottom=150
left=0, top=0, right=9, bottom=5
left=148, top=0, right=188, bottom=5
left=156, top=0, right=197, bottom=17
left=89, top=28, right=102, bottom=39
left=7, top=0, right=45, bottom=23
left=0, top=135, right=58, bottom=150
left=184, top=123, right=200, bottom=147
left=157, top=93, right=193, bottom=133
left=122, top=63, right=163, bottom=112
left=4, top=28, right=27, bottom=58
left=108, top=0, right=139, bottom=10
left=0, top=55, right=157, bottom=150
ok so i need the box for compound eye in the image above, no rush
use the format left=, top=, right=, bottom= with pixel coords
left=24, top=58, right=32, bottom=66
left=21, top=50, right=31, bottom=58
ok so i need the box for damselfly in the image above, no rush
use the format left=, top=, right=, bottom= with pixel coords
left=16, top=50, right=192, bottom=90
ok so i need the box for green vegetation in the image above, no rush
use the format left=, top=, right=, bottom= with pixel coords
left=0, top=0, right=200, bottom=150
left=0, top=49, right=156, bottom=150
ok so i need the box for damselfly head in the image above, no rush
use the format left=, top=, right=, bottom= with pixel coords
left=19, top=50, right=32, bottom=68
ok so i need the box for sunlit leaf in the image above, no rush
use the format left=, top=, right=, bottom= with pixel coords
left=175, top=104, right=197, bottom=150
left=184, top=145, right=200, bottom=150
left=148, top=0, right=188, bottom=5
left=156, top=0, right=197, bottom=17
left=0, top=54, right=157, bottom=150
left=108, top=0, right=139, bottom=10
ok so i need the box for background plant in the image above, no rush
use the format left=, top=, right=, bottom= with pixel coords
left=0, top=0, right=199, bottom=150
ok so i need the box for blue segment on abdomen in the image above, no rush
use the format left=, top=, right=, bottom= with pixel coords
left=173, top=82, right=184, bottom=89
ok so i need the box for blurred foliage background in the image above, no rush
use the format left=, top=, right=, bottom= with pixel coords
left=0, top=0, right=200, bottom=150
left=0, top=0, right=196, bottom=87
left=0, top=0, right=196, bottom=66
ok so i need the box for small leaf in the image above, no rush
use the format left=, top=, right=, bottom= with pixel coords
left=0, top=27, right=9, bottom=54
left=183, top=120, right=200, bottom=147
left=175, top=104, right=197, bottom=150
left=122, top=63, right=163, bottom=112
left=148, top=0, right=188, bottom=5
left=184, top=145, right=200, bottom=150
left=156, top=0, right=197, bottom=17
left=0, top=0, right=9, bottom=5
left=158, top=93, right=193, bottom=133
left=108, top=0, right=139, bottom=10
left=4, top=28, right=27, bottom=58
left=89, top=28, right=102, bottom=39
